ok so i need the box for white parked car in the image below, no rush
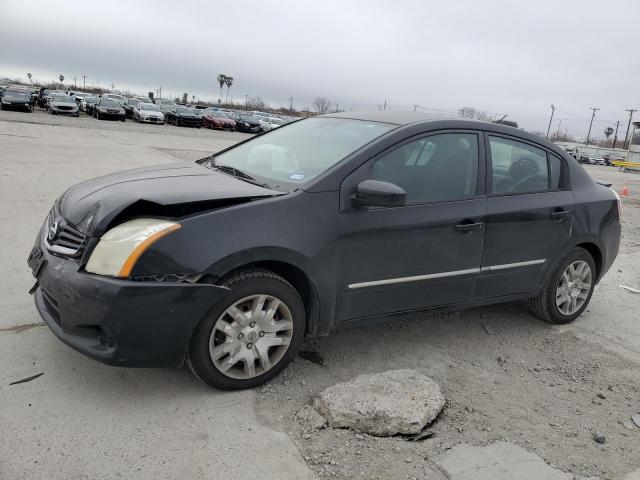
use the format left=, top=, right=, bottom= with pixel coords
left=132, top=102, right=165, bottom=124
left=102, top=93, right=125, bottom=104
left=259, top=117, right=284, bottom=131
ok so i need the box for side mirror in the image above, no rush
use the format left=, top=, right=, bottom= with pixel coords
left=351, top=179, right=407, bottom=208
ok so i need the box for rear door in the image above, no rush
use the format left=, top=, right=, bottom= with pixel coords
left=476, top=133, right=573, bottom=298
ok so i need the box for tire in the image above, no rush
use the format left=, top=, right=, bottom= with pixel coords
left=121, top=117, right=125, bottom=122
left=97, top=112, right=101, bottom=120
left=187, top=268, right=306, bottom=390
left=527, top=247, right=596, bottom=324
left=176, top=118, right=181, bottom=127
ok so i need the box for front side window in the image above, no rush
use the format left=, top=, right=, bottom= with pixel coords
left=489, top=136, right=560, bottom=194
left=371, top=133, right=479, bottom=204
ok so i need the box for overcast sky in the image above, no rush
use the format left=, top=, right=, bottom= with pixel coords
left=1, top=0, right=639, bottom=138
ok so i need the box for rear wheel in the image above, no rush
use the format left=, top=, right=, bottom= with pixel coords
left=527, top=247, right=596, bottom=324
left=187, top=269, right=305, bottom=390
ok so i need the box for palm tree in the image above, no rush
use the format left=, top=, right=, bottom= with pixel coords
left=59, top=74, right=64, bottom=86
left=26, top=72, right=32, bottom=84
left=224, top=76, right=233, bottom=103
left=217, top=74, right=226, bottom=104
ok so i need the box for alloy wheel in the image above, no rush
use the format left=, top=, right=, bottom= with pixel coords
left=555, top=260, right=592, bottom=315
left=209, top=294, right=294, bottom=379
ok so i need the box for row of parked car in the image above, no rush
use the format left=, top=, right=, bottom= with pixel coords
left=561, top=146, right=626, bottom=166
left=0, top=84, right=298, bottom=133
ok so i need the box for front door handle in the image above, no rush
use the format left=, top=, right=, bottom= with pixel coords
left=455, top=221, right=484, bottom=233
left=550, top=209, right=571, bottom=221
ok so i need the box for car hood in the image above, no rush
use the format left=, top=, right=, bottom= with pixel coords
left=139, top=109, right=163, bottom=115
left=51, top=101, right=77, bottom=107
left=58, top=163, right=283, bottom=235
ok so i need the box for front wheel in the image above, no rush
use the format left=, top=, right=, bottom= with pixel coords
left=187, top=269, right=306, bottom=390
left=527, top=247, right=596, bottom=324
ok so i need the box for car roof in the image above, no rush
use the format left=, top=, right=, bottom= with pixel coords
left=321, top=110, right=456, bottom=125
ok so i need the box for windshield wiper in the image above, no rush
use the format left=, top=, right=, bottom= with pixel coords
left=209, top=159, right=272, bottom=188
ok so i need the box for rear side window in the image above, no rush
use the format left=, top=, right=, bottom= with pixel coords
left=489, top=136, right=561, bottom=194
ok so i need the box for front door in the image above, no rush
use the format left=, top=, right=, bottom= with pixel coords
left=337, top=131, right=487, bottom=321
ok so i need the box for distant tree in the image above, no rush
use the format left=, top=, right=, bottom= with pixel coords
left=58, top=74, right=64, bottom=86
left=604, top=126, right=614, bottom=139
left=182, top=92, right=188, bottom=104
left=457, top=106, right=489, bottom=121
left=312, top=96, right=331, bottom=115
left=217, top=74, right=226, bottom=103
left=224, top=76, right=233, bottom=103
left=26, top=72, right=32, bottom=83
left=247, top=96, right=268, bottom=111
left=174, top=97, right=180, bottom=103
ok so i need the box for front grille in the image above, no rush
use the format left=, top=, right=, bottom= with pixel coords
left=57, top=106, right=73, bottom=111
left=45, top=213, right=86, bottom=258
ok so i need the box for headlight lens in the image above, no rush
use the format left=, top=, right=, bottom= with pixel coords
left=85, top=219, right=181, bottom=278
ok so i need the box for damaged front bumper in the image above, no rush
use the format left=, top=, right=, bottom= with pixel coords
left=28, top=230, right=228, bottom=367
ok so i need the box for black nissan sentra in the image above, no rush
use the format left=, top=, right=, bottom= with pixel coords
left=28, top=112, right=621, bottom=390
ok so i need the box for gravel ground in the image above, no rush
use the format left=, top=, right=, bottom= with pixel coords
left=1, top=108, right=639, bottom=479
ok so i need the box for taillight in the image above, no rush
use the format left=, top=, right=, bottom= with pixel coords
left=611, top=188, right=622, bottom=220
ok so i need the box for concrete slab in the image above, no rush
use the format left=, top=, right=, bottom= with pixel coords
left=0, top=325, right=315, bottom=479
left=437, top=442, right=572, bottom=480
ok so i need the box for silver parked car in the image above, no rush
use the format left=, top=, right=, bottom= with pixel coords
left=48, top=94, right=80, bottom=116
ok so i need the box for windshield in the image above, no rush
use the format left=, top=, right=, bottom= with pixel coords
left=4, top=90, right=29, bottom=99
left=52, top=94, right=74, bottom=103
left=127, top=99, right=140, bottom=106
left=175, top=107, right=192, bottom=114
left=140, top=103, right=159, bottom=111
left=213, top=117, right=393, bottom=188
left=100, top=99, right=120, bottom=107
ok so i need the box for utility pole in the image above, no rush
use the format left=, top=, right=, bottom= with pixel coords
left=110, top=83, right=115, bottom=92
left=624, top=109, right=637, bottom=148
left=82, top=75, right=86, bottom=90
left=73, top=76, right=77, bottom=89
left=546, top=104, right=555, bottom=138
left=289, top=97, right=294, bottom=113
left=586, top=107, right=599, bottom=145
left=383, top=99, right=387, bottom=111
left=413, top=104, right=419, bottom=112
left=613, top=120, right=620, bottom=149
left=244, top=94, right=249, bottom=111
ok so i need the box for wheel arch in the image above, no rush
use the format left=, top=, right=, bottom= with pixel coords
left=574, top=241, right=603, bottom=280
left=205, top=248, right=322, bottom=336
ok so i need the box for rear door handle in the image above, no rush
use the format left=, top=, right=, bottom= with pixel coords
left=455, top=222, right=484, bottom=232
left=550, top=209, right=571, bottom=221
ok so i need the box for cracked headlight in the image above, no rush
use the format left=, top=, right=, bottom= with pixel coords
left=85, top=219, right=181, bottom=278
